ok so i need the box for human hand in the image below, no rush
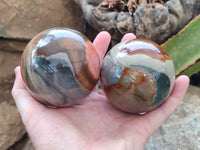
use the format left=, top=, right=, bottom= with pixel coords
left=12, top=32, right=189, bottom=150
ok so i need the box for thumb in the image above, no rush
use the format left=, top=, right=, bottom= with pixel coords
left=12, top=66, right=45, bottom=120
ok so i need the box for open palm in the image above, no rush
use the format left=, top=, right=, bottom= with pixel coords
left=12, top=32, right=189, bottom=150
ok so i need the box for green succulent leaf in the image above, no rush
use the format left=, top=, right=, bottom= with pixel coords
left=181, top=60, right=200, bottom=76
left=162, top=14, right=200, bottom=77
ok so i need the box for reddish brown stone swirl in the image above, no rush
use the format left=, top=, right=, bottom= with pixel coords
left=104, top=67, right=156, bottom=113
left=121, top=39, right=170, bottom=62
left=21, top=28, right=100, bottom=107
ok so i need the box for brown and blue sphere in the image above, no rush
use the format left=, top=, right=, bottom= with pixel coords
left=21, top=28, right=100, bottom=107
left=100, top=39, right=175, bottom=113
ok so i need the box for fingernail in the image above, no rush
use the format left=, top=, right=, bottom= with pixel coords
left=14, top=66, right=20, bottom=75
left=125, top=33, right=137, bottom=39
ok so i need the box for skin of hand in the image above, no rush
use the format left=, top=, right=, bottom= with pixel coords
left=12, top=32, right=190, bottom=150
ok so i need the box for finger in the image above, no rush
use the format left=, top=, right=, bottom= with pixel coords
left=143, top=75, right=190, bottom=134
left=93, top=31, right=111, bottom=65
left=121, top=33, right=136, bottom=42
left=12, top=66, right=27, bottom=90
left=12, top=66, right=46, bottom=121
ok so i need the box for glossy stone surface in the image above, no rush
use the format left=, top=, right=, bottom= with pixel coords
left=100, top=39, right=175, bottom=113
left=21, top=28, right=100, bottom=107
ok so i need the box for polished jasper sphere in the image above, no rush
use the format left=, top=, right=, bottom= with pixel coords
left=21, top=28, right=100, bottom=107
left=100, top=39, right=175, bottom=113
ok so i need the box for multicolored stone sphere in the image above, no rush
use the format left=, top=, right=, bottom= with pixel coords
left=21, top=28, right=100, bottom=107
left=100, top=39, right=175, bottom=113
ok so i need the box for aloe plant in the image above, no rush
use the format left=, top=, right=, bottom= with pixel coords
left=162, top=15, right=200, bottom=78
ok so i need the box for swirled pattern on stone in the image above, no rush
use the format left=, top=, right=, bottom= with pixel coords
left=21, top=28, right=100, bottom=107
left=100, top=39, right=175, bottom=113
